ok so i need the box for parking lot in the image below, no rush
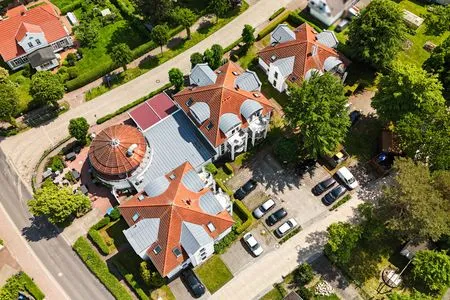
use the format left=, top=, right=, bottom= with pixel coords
left=169, top=277, right=211, bottom=300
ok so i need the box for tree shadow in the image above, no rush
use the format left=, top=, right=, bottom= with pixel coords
left=310, top=255, right=352, bottom=291
left=21, top=216, right=61, bottom=242
left=196, top=19, right=213, bottom=34
left=167, top=37, right=185, bottom=50
left=107, top=22, right=151, bottom=53
left=295, top=230, right=328, bottom=264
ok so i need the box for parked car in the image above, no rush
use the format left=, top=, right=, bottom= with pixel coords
left=253, top=199, right=276, bottom=219
left=65, top=152, right=76, bottom=161
left=180, top=268, right=205, bottom=298
left=266, top=208, right=287, bottom=226
left=312, top=177, right=337, bottom=196
left=349, top=110, right=362, bottom=127
left=295, top=159, right=317, bottom=175
left=243, top=232, right=264, bottom=256
left=233, top=179, right=257, bottom=200
left=320, top=148, right=349, bottom=170
left=336, top=19, right=349, bottom=32
left=322, top=185, right=347, bottom=206
left=275, top=218, right=298, bottom=238
left=335, top=166, right=358, bottom=189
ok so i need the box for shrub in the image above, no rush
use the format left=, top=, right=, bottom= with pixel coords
left=224, top=162, right=234, bottom=175
left=269, top=7, right=286, bottom=21
left=73, top=237, right=133, bottom=299
left=279, top=227, right=302, bottom=244
left=66, top=62, right=115, bottom=91
left=140, top=261, right=151, bottom=286
left=91, top=216, right=111, bottom=230
left=214, top=230, right=237, bottom=254
left=294, top=263, right=314, bottom=285
left=47, top=155, right=64, bottom=172
left=0, top=272, right=45, bottom=300
left=109, top=207, right=121, bottom=220
left=297, top=286, right=313, bottom=300
left=64, top=171, right=76, bottom=184
left=287, top=12, right=322, bottom=32
left=233, top=200, right=253, bottom=234
left=205, top=163, right=218, bottom=175
left=66, top=53, right=77, bottom=66
left=113, top=260, right=150, bottom=300
left=256, top=11, right=290, bottom=40
left=60, top=0, right=83, bottom=14
left=88, top=229, right=110, bottom=255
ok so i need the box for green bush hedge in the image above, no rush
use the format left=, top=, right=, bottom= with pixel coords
left=233, top=200, right=253, bottom=234
left=47, top=155, right=65, bottom=172
left=66, top=62, right=116, bottom=91
left=0, top=272, right=45, bottom=300
left=96, top=83, right=172, bottom=124
left=214, top=230, right=238, bottom=254
left=91, top=216, right=111, bottom=230
left=113, top=260, right=149, bottom=300
left=287, top=12, right=322, bottom=32
left=109, top=207, right=121, bottom=220
left=73, top=237, right=133, bottom=300
left=224, top=38, right=243, bottom=53
left=269, top=7, right=286, bottom=21
left=256, top=11, right=291, bottom=40
left=224, top=162, right=234, bottom=175
left=88, top=229, right=110, bottom=255
left=216, top=178, right=233, bottom=196
left=205, top=163, right=218, bottom=175
left=60, top=0, right=83, bottom=15
left=279, top=226, right=302, bottom=244
left=329, top=194, right=351, bottom=211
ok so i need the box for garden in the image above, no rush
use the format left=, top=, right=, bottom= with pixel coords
left=195, top=255, right=233, bottom=294
left=0, top=272, right=45, bottom=300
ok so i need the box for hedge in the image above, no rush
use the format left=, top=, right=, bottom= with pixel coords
left=224, top=162, right=234, bottom=175
left=216, top=179, right=233, bottom=196
left=88, top=229, right=110, bottom=255
left=66, top=62, right=116, bottom=91
left=0, top=272, right=45, bottom=300
left=60, top=0, right=83, bottom=15
left=91, top=216, right=111, bottom=230
left=205, top=163, right=218, bottom=175
left=73, top=237, right=133, bottom=300
left=224, top=38, right=243, bottom=53
left=256, top=11, right=291, bottom=40
left=113, top=260, right=149, bottom=300
left=269, top=7, right=286, bottom=21
left=329, top=194, right=351, bottom=211
left=96, top=83, right=172, bottom=124
left=287, top=12, right=322, bottom=33
left=279, top=226, right=302, bottom=244
left=233, top=200, right=253, bottom=234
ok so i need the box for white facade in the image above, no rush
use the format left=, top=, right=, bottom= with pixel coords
left=258, top=57, right=289, bottom=93
left=308, top=0, right=344, bottom=26
left=17, top=32, right=47, bottom=53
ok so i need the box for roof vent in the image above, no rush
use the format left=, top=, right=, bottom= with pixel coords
left=253, top=93, right=260, bottom=98
left=270, top=55, right=277, bottom=61
left=138, top=194, right=145, bottom=201
left=110, top=138, right=120, bottom=148
left=169, top=174, right=176, bottom=180
left=127, top=144, right=138, bottom=157
left=153, top=245, right=162, bottom=255
left=232, top=71, right=239, bottom=76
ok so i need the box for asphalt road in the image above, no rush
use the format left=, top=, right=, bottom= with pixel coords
left=0, top=149, right=113, bottom=300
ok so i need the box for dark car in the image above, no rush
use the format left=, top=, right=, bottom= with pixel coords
left=312, top=177, right=337, bottom=196
left=181, top=268, right=205, bottom=298
left=266, top=208, right=288, bottom=226
left=233, top=179, right=257, bottom=200
left=295, top=159, right=316, bottom=175
left=350, top=110, right=362, bottom=127
left=322, top=185, right=347, bottom=206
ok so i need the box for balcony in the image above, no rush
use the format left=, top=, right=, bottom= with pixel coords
left=214, top=190, right=232, bottom=215
left=198, top=169, right=215, bottom=189
left=227, top=131, right=247, bottom=153
left=248, top=116, right=269, bottom=134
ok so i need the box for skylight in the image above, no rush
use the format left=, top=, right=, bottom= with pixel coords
left=173, top=247, right=182, bottom=257
left=153, top=245, right=162, bottom=254
left=207, top=222, right=216, bottom=232
left=132, top=212, right=139, bottom=222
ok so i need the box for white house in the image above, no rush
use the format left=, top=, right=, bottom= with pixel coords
left=307, top=0, right=354, bottom=26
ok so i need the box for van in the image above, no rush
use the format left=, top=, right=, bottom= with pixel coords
left=336, top=167, right=358, bottom=189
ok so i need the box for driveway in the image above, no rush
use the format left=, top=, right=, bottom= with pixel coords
left=169, top=276, right=211, bottom=300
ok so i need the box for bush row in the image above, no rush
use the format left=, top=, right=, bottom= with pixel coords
left=214, top=230, right=237, bottom=254
left=65, top=62, right=116, bottom=91
left=287, top=12, right=322, bottom=33
left=88, top=228, right=110, bottom=255
left=0, top=272, right=45, bottom=300
left=73, top=237, right=133, bottom=300
left=216, top=178, right=233, bottom=196
left=329, top=194, right=351, bottom=211
left=19, top=272, right=46, bottom=300
left=60, top=0, right=83, bottom=15
left=279, top=226, right=302, bottom=244
left=113, top=260, right=150, bottom=300
left=96, top=83, right=172, bottom=124
left=92, top=216, right=111, bottom=230
left=224, top=162, right=234, bottom=175
left=269, top=7, right=286, bottom=21
left=109, top=0, right=134, bottom=19
left=256, top=11, right=291, bottom=40
left=224, top=38, right=243, bottom=53
left=205, top=163, right=218, bottom=175
left=233, top=200, right=253, bottom=234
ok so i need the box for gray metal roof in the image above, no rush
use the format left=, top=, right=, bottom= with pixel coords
left=144, top=176, right=170, bottom=197
left=323, top=56, right=343, bottom=72
left=181, top=169, right=205, bottom=192
left=132, top=110, right=216, bottom=192
left=304, top=68, right=323, bottom=81
left=270, top=24, right=296, bottom=45
left=180, top=222, right=213, bottom=255
left=273, top=56, right=295, bottom=77
left=199, top=191, right=223, bottom=215
left=240, top=99, right=263, bottom=120
left=235, top=70, right=262, bottom=92
left=190, top=102, right=210, bottom=124
left=189, top=63, right=217, bottom=86
left=123, top=218, right=160, bottom=255
left=316, top=30, right=339, bottom=49
left=219, top=113, right=241, bottom=134
left=29, top=45, right=56, bottom=68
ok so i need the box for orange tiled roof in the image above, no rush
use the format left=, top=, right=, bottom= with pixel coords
left=258, top=23, right=348, bottom=85
left=172, top=61, right=274, bottom=148
left=119, top=162, right=234, bottom=277
left=0, top=4, right=68, bottom=61
left=88, top=125, right=147, bottom=177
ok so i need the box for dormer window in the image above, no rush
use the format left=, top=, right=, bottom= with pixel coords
left=153, top=245, right=162, bottom=254
left=206, top=121, right=213, bottom=131
left=270, top=55, right=277, bottom=61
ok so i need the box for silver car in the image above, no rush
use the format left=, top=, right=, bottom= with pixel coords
left=252, top=199, right=275, bottom=219
left=243, top=232, right=263, bottom=256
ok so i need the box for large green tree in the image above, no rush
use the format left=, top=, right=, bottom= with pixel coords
left=28, top=181, right=91, bottom=224
left=324, top=222, right=362, bottom=265
left=110, top=43, right=133, bottom=70
left=423, top=36, right=450, bottom=100
left=203, top=44, right=224, bottom=69
left=134, top=0, right=173, bottom=23
left=241, top=24, right=255, bottom=47
left=172, top=7, right=196, bottom=39
left=209, top=0, right=231, bottom=21
left=424, top=5, right=450, bottom=35
left=284, top=73, right=350, bottom=158
left=375, top=158, right=450, bottom=241
left=412, top=250, right=450, bottom=292
left=151, top=24, right=170, bottom=54
left=68, top=117, right=90, bottom=145
left=75, top=23, right=99, bottom=48
left=347, top=0, right=406, bottom=69
left=0, top=83, right=18, bottom=124
left=168, top=68, right=184, bottom=91
left=190, top=52, right=204, bottom=68
left=30, top=71, right=65, bottom=107
left=0, top=67, right=9, bottom=83
left=372, top=62, right=446, bottom=123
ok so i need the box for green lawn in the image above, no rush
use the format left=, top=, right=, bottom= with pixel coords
left=8, top=70, right=33, bottom=113
left=260, top=287, right=285, bottom=300
left=151, top=285, right=176, bottom=300
left=195, top=255, right=233, bottom=294
left=49, top=0, right=78, bottom=9
left=99, top=218, right=128, bottom=252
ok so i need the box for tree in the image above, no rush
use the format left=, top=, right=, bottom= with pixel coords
left=324, top=222, right=361, bottom=265
left=151, top=24, right=170, bottom=54
left=65, top=53, right=77, bottom=66
left=388, top=290, right=435, bottom=300
left=241, top=24, right=255, bottom=47
left=294, top=263, right=314, bottom=286
left=172, top=7, right=196, bottom=39
left=68, top=117, right=89, bottom=145
left=347, top=0, right=406, bottom=69
left=134, top=0, right=173, bottom=23
left=30, top=71, right=64, bottom=107
left=0, top=83, right=18, bottom=124
left=284, top=73, right=350, bottom=158
left=209, top=0, right=231, bottom=22
left=375, top=158, right=450, bottom=241
left=28, top=181, right=91, bottom=224
left=203, top=44, right=224, bottom=69
left=75, top=23, right=99, bottom=48
left=423, top=36, right=450, bottom=100
left=168, top=68, right=184, bottom=91
left=190, top=52, right=204, bottom=68
left=0, top=67, right=9, bottom=83
left=110, top=43, right=133, bottom=70
left=140, top=261, right=151, bottom=286
left=372, top=62, right=446, bottom=123
left=412, top=250, right=450, bottom=292
left=432, top=170, right=450, bottom=201
left=424, top=5, right=450, bottom=35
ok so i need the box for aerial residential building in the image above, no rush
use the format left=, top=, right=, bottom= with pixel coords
left=119, top=162, right=234, bottom=278
left=307, top=0, right=354, bottom=26
left=172, top=61, right=275, bottom=160
left=0, top=4, right=72, bottom=70
left=258, top=23, right=348, bottom=93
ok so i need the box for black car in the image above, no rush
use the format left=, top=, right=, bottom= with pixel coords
left=322, top=185, right=347, bottom=206
left=349, top=110, right=362, bottom=127
left=295, top=159, right=316, bottom=175
left=312, top=177, right=337, bottom=196
left=233, top=179, right=257, bottom=200
left=180, top=268, right=205, bottom=298
left=266, top=208, right=287, bottom=226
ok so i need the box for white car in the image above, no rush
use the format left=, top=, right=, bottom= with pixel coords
left=335, top=167, right=359, bottom=190
left=253, top=199, right=275, bottom=219
left=275, top=218, right=298, bottom=238
left=243, top=232, right=263, bottom=256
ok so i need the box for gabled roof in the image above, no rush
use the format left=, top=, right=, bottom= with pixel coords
left=189, top=63, right=217, bottom=86
left=28, top=45, right=56, bottom=67
left=270, top=24, right=296, bottom=44
left=258, top=23, right=348, bottom=85
left=120, top=162, right=234, bottom=277
left=0, top=4, right=68, bottom=61
left=173, top=62, right=274, bottom=147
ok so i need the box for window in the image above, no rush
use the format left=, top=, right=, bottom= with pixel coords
left=274, top=71, right=278, bottom=79
left=153, top=245, right=162, bottom=254
left=273, top=80, right=277, bottom=87
left=185, top=98, right=193, bottom=107
left=36, top=39, right=41, bottom=45
left=28, top=42, right=33, bottom=48
left=207, top=222, right=216, bottom=232
left=206, top=121, right=213, bottom=131
left=172, top=247, right=182, bottom=257
left=200, top=248, right=206, bottom=253
left=132, top=212, right=139, bottom=222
